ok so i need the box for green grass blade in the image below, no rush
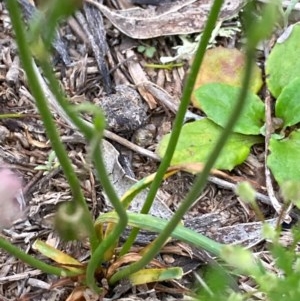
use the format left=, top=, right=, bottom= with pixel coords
left=95, top=212, right=223, bottom=256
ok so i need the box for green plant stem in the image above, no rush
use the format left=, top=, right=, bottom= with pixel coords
left=34, top=23, right=128, bottom=293
left=6, top=0, right=100, bottom=253
left=111, top=7, right=257, bottom=286
left=85, top=144, right=128, bottom=293
left=40, top=62, right=100, bottom=249
left=38, top=37, right=128, bottom=294
left=40, top=66, right=129, bottom=290
left=0, top=113, right=24, bottom=119
left=39, top=61, right=94, bottom=136
left=120, top=0, right=224, bottom=257
left=0, top=237, right=78, bottom=277
left=112, top=45, right=255, bottom=284
left=144, top=63, right=184, bottom=70
left=7, top=1, right=127, bottom=291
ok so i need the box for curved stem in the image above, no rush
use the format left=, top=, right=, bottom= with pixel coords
left=111, top=47, right=255, bottom=284
left=39, top=50, right=129, bottom=288
left=7, top=2, right=127, bottom=291
left=85, top=145, right=128, bottom=293
left=25, top=6, right=128, bottom=291
left=122, top=0, right=224, bottom=256
left=110, top=25, right=256, bottom=288
left=6, top=0, right=99, bottom=252
left=39, top=61, right=99, bottom=251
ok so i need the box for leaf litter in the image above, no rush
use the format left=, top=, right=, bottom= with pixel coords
left=1, top=0, right=300, bottom=300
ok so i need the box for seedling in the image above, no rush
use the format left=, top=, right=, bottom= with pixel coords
left=34, top=150, right=60, bottom=175
left=137, top=44, right=157, bottom=58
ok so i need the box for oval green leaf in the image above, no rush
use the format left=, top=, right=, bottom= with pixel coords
left=194, top=83, right=265, bottom=135
left=275, top=77, right=300, bottom=128
left=191, top=47, right=263, bottom=106
left=266, top=23, right=300, bottom=98
left=156, top=119, right=262, bottom=170
left=267, top=130, right=300, bottom=185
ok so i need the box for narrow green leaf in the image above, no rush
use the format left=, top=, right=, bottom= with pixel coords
left=267, top=131, right=300, bottom=185
left=194, top=83, right=265, bottom=135
left=156, top=119, right=262, bottom=170
left=266, top=23, right=300, bottom=97
left=129, top=267, right=183, bottom=285
left=32, top=240, right=84, bottom=274
left=275, top=77, right=300, bottom=128
left=95, top=211, right=224, bottom=256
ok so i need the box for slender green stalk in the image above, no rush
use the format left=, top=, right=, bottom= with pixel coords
left=85, top=144, right=128, bottom=293
left=40, top=60, right=101, bottom=250
left=38, top=61, right=93, bottom=137
left=25, top=4, right=128, bottom=290
left=6, top=0, right=99, bottom=251
left=0, top=237, right=78, bottom=277
left=0, top=113, right=24, bottom=119
left=111, top=0, right=259, bottom=280
left=121, top=0, right=225, bottom=256
left=7, top=1, right=127, bottom=290
left=111, top=44, right=256, bottom=284
left=39, top=35, right=128, bottom=292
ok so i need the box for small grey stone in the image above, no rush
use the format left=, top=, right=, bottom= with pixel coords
left=100, top=85, right=148, bottom=135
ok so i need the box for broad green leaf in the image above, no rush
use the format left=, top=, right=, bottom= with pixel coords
left=191, top=47, right=262, bottom=107
left=156, top=119, right=262, bottom=170
left=275, top=77, right=300, bottom=128
left=266, top=23, right=300, bottom=98
left=267, top=130, right=300, bottom=185
left=194, top=83, right=265, bottom=135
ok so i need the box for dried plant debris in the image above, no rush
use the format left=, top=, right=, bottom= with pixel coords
left=86, top=0, right=245, bottom=39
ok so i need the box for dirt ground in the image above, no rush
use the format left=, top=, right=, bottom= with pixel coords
left=0, top=0, right=294, bottom=300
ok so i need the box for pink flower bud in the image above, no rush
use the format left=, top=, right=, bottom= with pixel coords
left=0, top=168, right=26, bottom=229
